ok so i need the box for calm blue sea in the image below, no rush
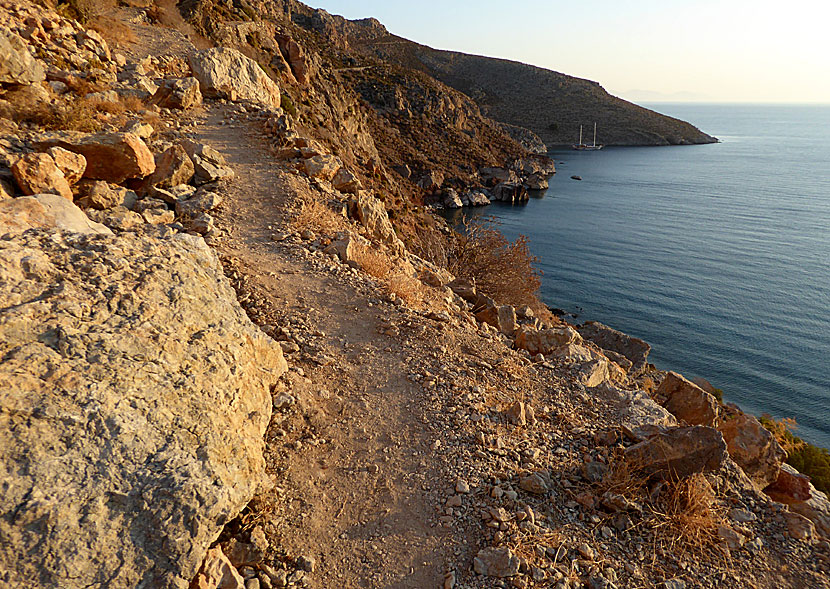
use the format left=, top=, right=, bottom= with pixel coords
left=452, top=103, right=830, bottom=448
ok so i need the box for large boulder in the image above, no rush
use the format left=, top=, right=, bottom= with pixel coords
left=0, top=230, right=286, bottom=588
left=0, top=193, right=111, bottom=236
left=182, top=141, right=234, bottom=185
left=303, top=154, right=340, bottom=182
left=0, top=29, right=45, bottom=85
left=765, top=463, right=812, bottom=504
left=658, top=371, right=719, bottom=427
left=577, top=321, right=651, bottom=375
left=11, top=152, right=73, bottom=200
left=717, top=410, right=786, bottom=488
left=625, top=426, right=728, bottom=479
left=189, top=47, right=281, bottom=107
left=615, top=388, right=678, bottom=441
left=36, top=133, right=155, bottom=183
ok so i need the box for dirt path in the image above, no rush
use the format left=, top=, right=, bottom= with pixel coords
left=194, top=108, right=459, bottom=588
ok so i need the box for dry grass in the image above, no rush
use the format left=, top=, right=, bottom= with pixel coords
left=649, top=473, right=724, bottom=553
left=387, top=272, right=428, bottom=307
left=1, top=89, right=148, bottom=132
left=88, top=16, right=137, bottom=48
left=351, top=245, right=392, bottom=279
left=292, top=197, right=347, bottom=234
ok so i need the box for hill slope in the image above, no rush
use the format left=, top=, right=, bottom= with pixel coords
left=351, top=31, right=717, bottom=147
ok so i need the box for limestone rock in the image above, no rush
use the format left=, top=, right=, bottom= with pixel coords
left=176, top=190, right=223, bottom=220
left=519, top=473, right=549, bottom=495
left=416, top=170, right=444, bottom=193
left=514, top=325, right=581, bottom=355
left=616, top=389, right=678, bottom=441
left=473, top=546, right=519, bottom=577
left=0, top=178, right=13, bottom=200
left=492, top=182, right=527, bottom=203
left=504, top=401, right=526, bottom=426
left=523, top=173, right=548, bottom=190
left=192, top=546, right=245, bottom=589
left=47, top=147, right=86, bottom=185
left=461, top=190, right=491, bottom=206
left=443, top=189, right=463, bottom=209
left=578, top=321, right=651, bottom=375
left=331, top=167, right=361, bottom=194
left=625, top=426, right=728, bottom=479
left=717, top=410, right=786, bottom=488
left=189, top=47, right=281, bottom=107
left=447, top=278, right=476, bottom=302
left=658, top=371, right=719, bottom=427
left=11, top=152, right=73, bottom=200
left=183, top=141, right=234, bottom=185
left=350, top=192, right=398, bottom=247
left=303, top=155, right=340, bottom=182
left=148, top=144, right=195, bottom=188
left=36, top=132, right=155, bottom=183
left=0, top=193, right=111, bottom=236
left=0, top=29, right=45, bottom=85
left=151, top=77, right=203, bottom=110
left=788, top=479, right=830, bottom=538
left=76, top=180, right=130, bottom=210
left=784, top=512, right=816, bottom=542
left=324, top=232, right=365, bottom=265
left=0, top=230, right=286, bottom=588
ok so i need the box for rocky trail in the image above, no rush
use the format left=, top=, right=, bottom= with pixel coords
left=1, top=1, right=830, bottom=587
left=194, top=106, right=457, bottom=587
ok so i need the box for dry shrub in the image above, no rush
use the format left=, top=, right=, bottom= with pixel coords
left=649, top=473, right=724, bottom=553
left=448, top=217, right=542, bottom=306
left=3, top=96, right=101, bottom=132
left=56, top=0, right=116, bottom=23
left=88, top=16, right=137, bottom=47
left=410, top=218, right=551, bottom=320
left=387, top=272, right=426, bottom=307
left=292, top=198, right=346, bottom=234
left=352, top=245, right=392, bottom=279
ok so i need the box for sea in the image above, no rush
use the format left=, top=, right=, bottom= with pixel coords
left=447, top=103, right=830, bottom=449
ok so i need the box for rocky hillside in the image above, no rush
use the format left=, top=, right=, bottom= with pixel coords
left=358, top=40, right=718, bottom=147
left=0, top=1, right=828, bottom=588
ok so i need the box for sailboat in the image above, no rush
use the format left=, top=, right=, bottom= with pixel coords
left=572, top=122, right=603, bottom=151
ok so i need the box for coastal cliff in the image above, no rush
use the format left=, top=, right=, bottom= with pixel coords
left=0, top=1, right=827, bottom=588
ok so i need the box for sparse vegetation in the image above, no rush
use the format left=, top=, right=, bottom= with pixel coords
left=760, top=415, right=830, bottom=496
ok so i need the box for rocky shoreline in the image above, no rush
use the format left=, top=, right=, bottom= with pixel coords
left=0, top=1, right=828, bottom=588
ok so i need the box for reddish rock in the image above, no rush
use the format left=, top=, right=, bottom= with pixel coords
left=150, top=77, right=202, bottom=110
left=46, top=147, right=86, bottom=185
left=765, top=464, right=812, bottom=504
left=658, top=371, right=719, bottom=427
left=625, top=426, right=728, bottom=480
left=36, top=133, right=155, bottom=183
left=577, top=321, right=651, bottom=376
left=11, top=153, right=72, bottom=200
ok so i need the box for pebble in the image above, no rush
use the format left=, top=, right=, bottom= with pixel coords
left=455, top=479, right=471, bottom=494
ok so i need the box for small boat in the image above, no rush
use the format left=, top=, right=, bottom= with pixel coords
left=572, top=122, right=603, bottom=151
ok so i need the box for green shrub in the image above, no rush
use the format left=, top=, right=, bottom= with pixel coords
left=281, top=94, right=297, bottom=118
left=760, top=414, right=830, bottom=496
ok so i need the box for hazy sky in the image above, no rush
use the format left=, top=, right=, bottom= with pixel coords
left=309, top=0, right=830, bottom=103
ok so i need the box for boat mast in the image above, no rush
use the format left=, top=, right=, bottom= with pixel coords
left=592, top=122, right=597, bottom=147
left=578, top=125, right=583, bottom=146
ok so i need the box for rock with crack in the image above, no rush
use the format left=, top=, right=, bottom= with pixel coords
left=615, top=388, right=678, bottom=441
left=47, top=147, right=86, bottom=185
left=150, top=77, right=203, bottom=110
left=350, top=192, right=402, bottom=251
left=0, top=28, right=45, bottom=85
left=331, top=167, right=362, bottom=194
left=514, top=325, right=581, bottom=355
left=10, top=152, right=73, bottom=200
left=303, top=154, right=340, bottom=182
left=717, top=409, right=785, bottom=488
left=182, top=141, right=234, bottom=185
left=658, top=371, right=719, bottom=427
left=578, top=321, right=651, bottom=376
left=624, top=426, right=728, bottom=479
left=147, top=144, right=195, bottom=188
left=189, top=47, right=281, bottom=107
left=0, top=229, right=286, bottom=588
left=765, top=463, right=812, bottom=504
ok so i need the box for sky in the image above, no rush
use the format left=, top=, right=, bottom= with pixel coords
left=309, top=0, right=830, bottom=104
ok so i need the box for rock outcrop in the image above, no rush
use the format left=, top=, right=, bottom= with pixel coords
left=189, top=47, right=281, bottom=107
left=36, top=132, right=156, bottom=183
left=0, top=193, right=111, bottom=236
left=658, top=371, right=719, bottom=427
left=578, top=321, right=651, bottom=376
left=0, top=229, right=286, bottom=588
left=0, top=28, right=45, bottom=85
